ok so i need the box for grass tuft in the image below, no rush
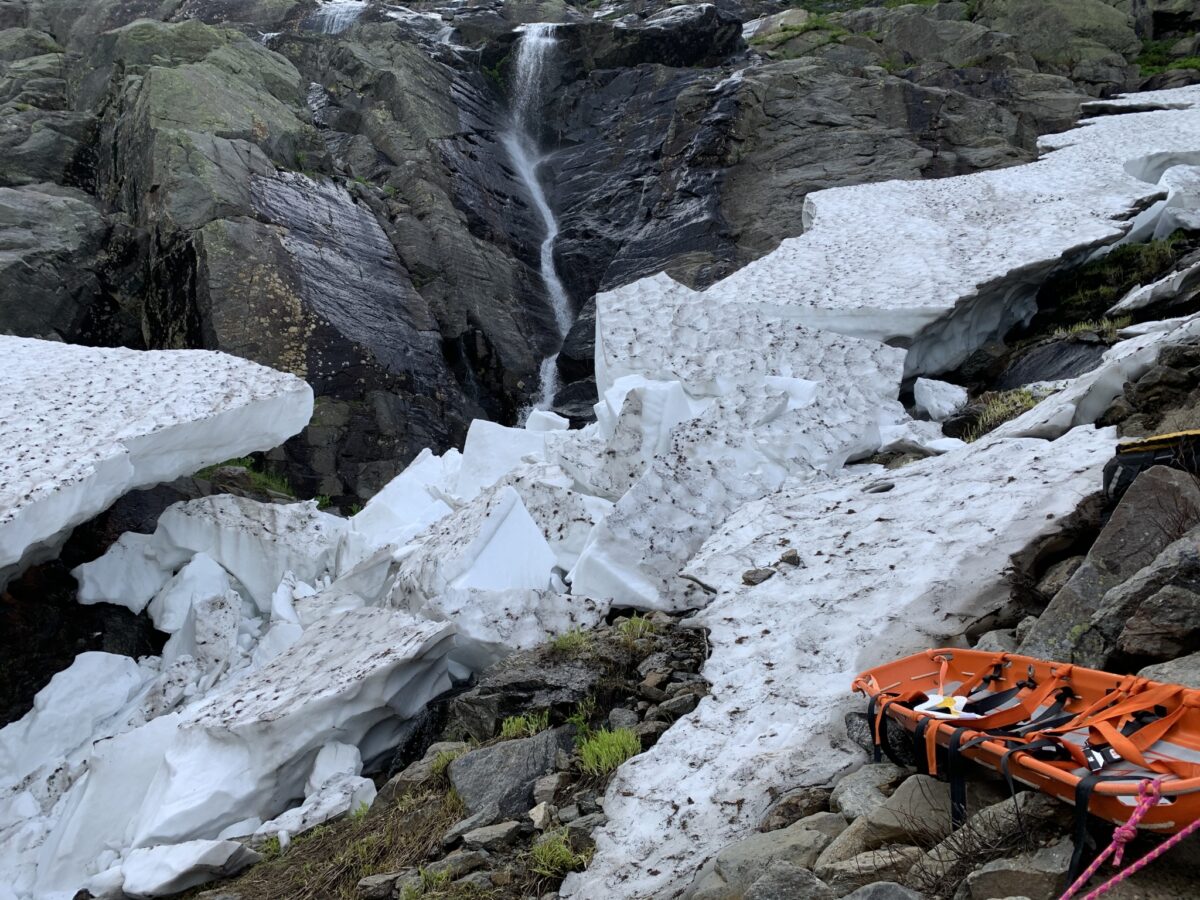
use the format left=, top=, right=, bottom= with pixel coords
left=964, top=389, right=1038, bottom=442
left=577, top=728, right=641, bottom=777
left=528, top=830, right=593, bottom=879
left=429, top=748, right=465, bottom=780
left=618, top=614, right=656, bottom=644
left=197, top=456, right=295, bottom=498
left=1051, top=316, right=1131, bottom=341
left=550, top=627, right=594, bottom=656
left=498, top=710, right=550, bottom=740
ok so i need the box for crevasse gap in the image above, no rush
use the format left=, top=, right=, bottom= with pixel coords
left=502, top=24, right=571, bottom=414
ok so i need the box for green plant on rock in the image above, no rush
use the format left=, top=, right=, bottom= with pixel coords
left=1051, top=316, right=1131, bottom=341
left=499, top=709, right=550, bottom=740
left=196, top=456, right=295, bottom=498
left=1037, top=233, right=1185, bottom=329
left=618, top=613, right=656, bottom=644
left=1136, top=38, right=1200, bottom=76
left=258, top=834, right=283, bottom=861
left=550, top=627, right=594, bottom=656
left=429, top=748, right=465, bottom=780
left=964, top=389, right=1038, bottom=442
left=567, top=695, right=597, bottom=734
left=528, top=830, right=594, bottom=879
left=577, top=727, right=641, bottom=777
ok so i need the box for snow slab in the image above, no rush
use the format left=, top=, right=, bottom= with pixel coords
left=594, top=85, right=1200, bottom=382
left=119, top=839, right=260, bottom=898
left=914, top=378, right=969, bottom=422
left=28, top=609, right=455, bottom=895
left=565, top=427, right=1115, bottom=898
left=0, top=337, right=313, bottom=582
left=389, top=484, right=556, bottom=607
left=75, top=495, right=347, bottom=613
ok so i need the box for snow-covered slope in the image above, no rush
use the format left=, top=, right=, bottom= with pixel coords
left=595, top=88, right=1200, bottom=381
left=566, top=428, right=1113, bottom=897
left=8, top=87, right=1200, bottom=899
left=0, top=338, right=314, bottom=582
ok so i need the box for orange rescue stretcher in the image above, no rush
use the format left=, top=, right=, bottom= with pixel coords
left=853, top=649, right=1200, bottom=877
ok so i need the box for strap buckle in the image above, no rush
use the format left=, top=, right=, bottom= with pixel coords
left=1083, top=744, right=1122, bottom=772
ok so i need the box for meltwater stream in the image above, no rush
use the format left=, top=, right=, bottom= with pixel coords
left=503, top=24, right=572, bottom=414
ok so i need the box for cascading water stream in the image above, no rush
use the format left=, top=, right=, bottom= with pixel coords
left=311, top=0, right=367, bottom=34
left=503, top=24, right=571, bottom=414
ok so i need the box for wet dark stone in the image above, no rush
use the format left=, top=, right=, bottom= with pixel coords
left=994, top=338, right=1107, bottom=389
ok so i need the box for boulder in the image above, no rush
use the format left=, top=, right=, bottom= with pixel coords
left=829, top=763, right=909, bottom=821
left=448, top=727, right=576, bottom=826
left=447, top=651, right=605, bottom=742
left=0, top=184, right=106, bottom=340
left=687, top=818, right=840, bottom=899
left=1075, top=527, right=1200, bottom=667
left=965, top=840, right=1073, bottom=900
left=974, top=629, right=1017, bottom=652
left=817, top=846, right=923, bottom=890
left=973, top=0, right=1138, bottom=92
left=461, top=820, right=523, bottom=851
left=841, top=883, right=926, bottom=900
left=844, top=713, right=918, bottom=766
left=760, top=785, right=833, bottom=831
left=1019, top=466, right=1200, bottom=662
left=1117, top=583, right=1200, bottom=661
left=373, top=741, right=469, bottom=809
left=744, top=861, right=835, bottom=900
left=1139, top=651, right=1200, bottom=688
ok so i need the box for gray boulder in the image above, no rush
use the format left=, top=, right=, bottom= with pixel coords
left=0, top=183, right=105, bottom=339
left=841, top=884, right=925, bottom=900
left=829, top=763, right=910, bottom=821
left=760, top=785, right=834, bottom=832
left=972, top=0, right=1139, bottom=93
left=1076, top=526, right=1200, bottom=667
left=1140, top=650, right=1200, bottom=688
left=448, top=727, right=575, bottom=826
left=744, top=861, right=836, bottom=900
left=965, top=840, right=1073, bottom=900
left=1019, top=466, right=1200, bottom=662
left=686, top=818, right=842, bottom=899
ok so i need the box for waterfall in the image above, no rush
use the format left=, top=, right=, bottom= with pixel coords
left=311, top=0, right=367, bottom=34
left=503, top=24, right=571, bottom=415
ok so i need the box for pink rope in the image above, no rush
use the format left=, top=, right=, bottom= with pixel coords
left=1059, top=779, right=1200, bottom=900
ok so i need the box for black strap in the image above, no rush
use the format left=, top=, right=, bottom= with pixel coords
left=947, top=727, right=971, bottom=828
left=1069, top=774, right=1138, bottom=883
left=867, top=694, right=883, bottom=763
left=964, top=679, right=1035, bottom=716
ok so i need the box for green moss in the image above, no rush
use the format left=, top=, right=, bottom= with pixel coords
left=1037, top=234, right=1186, bottom=328
left=577, top=728, right=641, bottom=777
left=1137, top=38, right=1200, bottom=76
left=196, top=456, right=296, bottom=497
left=749, top=15, right=847, bottom=46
